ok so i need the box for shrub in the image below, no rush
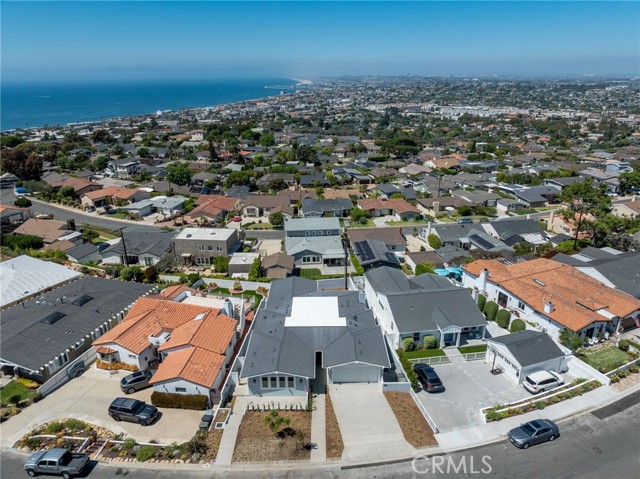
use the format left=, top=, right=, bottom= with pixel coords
left=509, top=318, right=526, bottom=333
left=46, top=422, right=64, bottom=434
left=136, top=445, right=157, bottom=462
left=496, top=309, right=511, bottom=329
left=559, top=329, right=583, bottom=351
left=396, top=349, right=418, bottom=391
left=143, top=266, right=158, bottom=283
left=477, top=294, right=486, bottom=312
left=63, top=418, right=85, bottom=431
left=96, top=360, right=138, bottom=372
left=14, top=197, right=32, bottom=207
left=402, top=337, right=416, bottom=352
left=627, top=366, right=639, bottom=374
left=16, top=377, right=40, bottom=389
left=485, top=409, right=504, bottom=422
left=150, top=392, right=208, bottom=410
left=423, top=335, right=437, bottom=350
left=484, top=301, right=499, bottom=321
left=427, top=234, right=442, bottom=250
left=618, top=340, right=630, bottom=352
left=415, top=262, right=435, bottom=275
left=123, top=438, right=137, bottom=450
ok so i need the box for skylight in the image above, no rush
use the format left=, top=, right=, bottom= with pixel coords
left=533, top=279, right=546, bottom=286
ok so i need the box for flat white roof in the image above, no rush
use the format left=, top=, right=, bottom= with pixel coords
left=0, top=255, right=82, bottom=308
left=229, top=252, right=259, bottom=265
left=174, top=228, right=236, bottom=241
left=285, top=296, right=346, bottom=327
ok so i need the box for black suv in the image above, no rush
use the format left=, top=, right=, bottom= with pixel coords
left=108, top=397, right=159, bottom=426
left=414, top=364, right=445, bottom=393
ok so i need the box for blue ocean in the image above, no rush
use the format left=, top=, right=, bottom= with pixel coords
left=1, top=78, right=297, bottom=131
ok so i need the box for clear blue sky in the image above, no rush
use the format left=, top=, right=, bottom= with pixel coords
left=2, top=1, right=639, bottom=80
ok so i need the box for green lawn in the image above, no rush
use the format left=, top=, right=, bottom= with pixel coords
left=0, top=381, right=39, bottom=404
left=344, top=218, right=376, bottom=228
left=245, top=223, right=274, bottom=230
left=105, top=212, right=129, bottom=220
left=386, top=219, right=433, bottom=227
left=403, top=349, right=447, bottom=359
left=580, top=346, right=633, bottom=372
left=458, top=345, right=488, bottom=354
left=512, top=209, right=538, bottom=215
left=298, top=268, right=323, bottom=280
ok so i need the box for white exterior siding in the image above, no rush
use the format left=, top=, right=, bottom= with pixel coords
left=487, top=341, right=569, bottom=385
left=152, top=378, right=213, bottom=396
left=100, top=343, right=155, bottom=370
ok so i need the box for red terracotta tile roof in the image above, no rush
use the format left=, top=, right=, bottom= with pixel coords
left=150, top=347, right=225, bottom=389
left=464, top=258, right=640, bottom=332
left=358, top=198, right=420, bottom=214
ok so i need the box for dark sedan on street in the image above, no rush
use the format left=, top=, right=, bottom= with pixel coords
left=508, top=419, right=559, bottom=449
left=413, top=364, right=445, bottom=393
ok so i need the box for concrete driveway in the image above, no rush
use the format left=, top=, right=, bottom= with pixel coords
left=416, top=361, right=531, bottom=432
left=329, top=384, right=414, bottom=462
left=256, top=239, right=282, bottom=256
left=1, top=367, right=202, bottom=447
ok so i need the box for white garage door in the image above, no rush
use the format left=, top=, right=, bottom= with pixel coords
left=331, top=364, right=380, bottom=383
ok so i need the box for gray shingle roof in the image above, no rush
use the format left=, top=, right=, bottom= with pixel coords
left=489, top=330, right=565, bottom=367
left=240, top=277, right=389, bottom=379
left=1, top=277, right=155, bottom=372
left=102, top=231, right=174, bottom=258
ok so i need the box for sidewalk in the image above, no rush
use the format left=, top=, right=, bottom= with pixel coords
left=215, top=396, right=249, bottom=465
left=310, top=394, right=326, bottom=462
left=436, top=382, right=636, bottom=452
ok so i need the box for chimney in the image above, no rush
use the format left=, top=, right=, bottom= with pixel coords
left=479, top=268, right=489, bottom=292
left=544, top=301, right=555, bottom=314
left=223, top=298, right=234, bottom=317
left=358, top=290, right=366, bottom=305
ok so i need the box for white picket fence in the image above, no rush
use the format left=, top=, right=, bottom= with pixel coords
left=409, top=351, right=486, bottom=366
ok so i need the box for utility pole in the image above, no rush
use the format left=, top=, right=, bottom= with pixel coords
left=117, top=227, right=130, bottom=267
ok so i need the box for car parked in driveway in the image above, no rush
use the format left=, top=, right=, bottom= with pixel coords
left=414, top=364, right=445, bottom=392
left=523, top=370, right=564, bottom=394
left=120, top=370, right=153, bottom=394
left=508, top=419, right=559, bottom=449
left=108, top=397, right=159, bottom=426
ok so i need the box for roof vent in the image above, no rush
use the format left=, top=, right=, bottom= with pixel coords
left=533, top=279, right=546, bottom=286
left=40, top=312, right=66, bottom=325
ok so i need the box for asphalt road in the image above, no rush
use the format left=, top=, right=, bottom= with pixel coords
left=2, top=391, right=638, bottom=479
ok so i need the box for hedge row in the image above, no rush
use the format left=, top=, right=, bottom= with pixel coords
left=150, top=392, right=208, bottom=410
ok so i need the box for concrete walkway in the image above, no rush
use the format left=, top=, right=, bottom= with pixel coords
left=329, top=383, right=414, bottom=463
left=215, top=396, right=249, bottom=465
left=310, top=394, right=326, bottom=462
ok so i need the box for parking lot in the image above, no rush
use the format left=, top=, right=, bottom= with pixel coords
left=417, top=361, right=552, bottom=432
left=1, top=367, right=202, bottom=448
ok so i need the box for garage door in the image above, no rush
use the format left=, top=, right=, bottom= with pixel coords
left=331, top=364, right=379, bottom=383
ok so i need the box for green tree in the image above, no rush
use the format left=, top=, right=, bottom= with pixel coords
left=1, top=135, right=25, bottom=148
left=0, top=147, right=43, bottom=180
left=263, top=410, right=292, bottom=437
left=259, top=133, right=275, bottom=147
left=350, top=207, right=370, bottom=224
left=268, top=178, right=289, bottom=192
left=14, top=197, right=32, bottom=207
left=427, top=234, right=442, bottom=250
left=415, top=262, right=436, bottom=275
left=619, top=171, right=640, bottom=194
left=144, top=266, right=159, bottom=283
left=248, top=258, right=261, bottom=280
left=92, top=156, right=109, bottom=172
left=458, top=205, right=473, bottom=216
left=120, top=266, right=144, bottom=282
left=213, top=256, right=230, bottom=274
left=59, top=186, right=76, bottom=198
left=80, top=228, right=99, bottom=242
left=165, top=162, right=193, bottom=186
left=269, top=211, right=284, bottom=227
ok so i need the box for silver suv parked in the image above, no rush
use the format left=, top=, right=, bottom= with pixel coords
left=120, top=370, right=153, bottom=394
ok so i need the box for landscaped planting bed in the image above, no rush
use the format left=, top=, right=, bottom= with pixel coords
left=0, top=379, right=42, bottom=422
left=325, top=391, right=344, bottom=460
left=403, top=349, right=447, bottom=360
left=457, top=345, right=488, bottom=354
left=201, top=408, right=229, bottom=462
left=579, top=345, right=636, bottom=373
left=15, top=419, right=113, bottom=452
left=232, top=411, right=312, bottom=463
left=384, top=392, right=438, bottom=449
left=483, top=378, right=601, bottom=422
left=99, top=434, right=207, bottom=463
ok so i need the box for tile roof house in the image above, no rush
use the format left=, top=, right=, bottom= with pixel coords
left=49, top=177, right=103, bottom=198
left=347, top=227, right=406, bottom=252
left=364, top=266, right=488, bottom=349
left=0, top=205, right=30, bottom=225
left=80, top=186, right=151, bottom=209
left=93, top=295, right=238, bottom=402
left=357, top=198, right=420, bottom=221
left=463, top=258, right=640, bottom=339
left=242, top=195, right=295, bottom=218
left=185, top=194, right=241, bottom=223
left=239, top=276, right=390, bottom=396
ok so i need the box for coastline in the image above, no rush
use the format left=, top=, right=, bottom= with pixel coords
left=1, top=78, right=299, bottom=132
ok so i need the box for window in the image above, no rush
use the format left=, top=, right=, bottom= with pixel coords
left=128, top=354, right=136, bottom=359
left=497, top=292, right=508, bottom=308
left=287, top=377, right=294, bottom=388
left=175, top=387, right=187, bottom=393
left=517, top=301, right=525, bottom=311
left=413, top=332, right=420, bottom=341
left=262, top=377, right=269, bottom=388
left=279, top=377, right=286, bottom=388
left=207, top=245, right=213, bottom=251
left=216, top=245, right=223, bottom=252
left=144, top=257, right=153, bottom=266
left=270, top=377, right=277, bottom=388
left=198, top=245, right=205, bottom=251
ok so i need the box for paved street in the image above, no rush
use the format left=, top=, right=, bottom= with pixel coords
left=2, top=390, right=639, bottom=478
